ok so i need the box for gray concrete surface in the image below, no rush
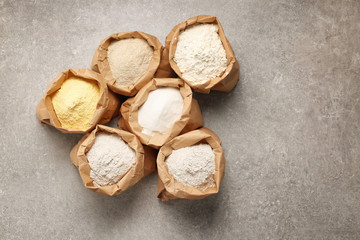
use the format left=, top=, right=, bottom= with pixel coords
left=1, top=0, right=360, bottom=239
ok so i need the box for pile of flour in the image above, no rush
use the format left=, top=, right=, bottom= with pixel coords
left=86, top=132, right=136, bottom=187
left=108, top=38, right=153, bottom=86
left=138, top=87, right=184, bottom=136
left=165, top=144, right=216, bottom=191
left=174, top=24, right=228, bottom=85
left=51, top=77, right=100, bottom=131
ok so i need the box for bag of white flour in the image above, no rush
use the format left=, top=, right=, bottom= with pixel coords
left=163, top=15, right=239, bottom=94
left=157, top=128, right=225, bottom=201
left=70, top=125, right=156, bottom=196
left=118, top=78, right=203, bottom=149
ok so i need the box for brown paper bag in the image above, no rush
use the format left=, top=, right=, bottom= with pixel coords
left=154, top=45, right=176, bottom=78
left=70, top=125, right=156, bottom=196
left=91, top=31, right=163, bottom=96
left=165, top=15, right=239, bottom=94
left=117, top=78, right=203, bottom=149
left=157, top=128, right=225, bottom=201
left=36, top=69, right=120, bottom=134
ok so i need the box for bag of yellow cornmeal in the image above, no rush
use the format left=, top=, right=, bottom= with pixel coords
left=51, top=77, right=100, bottom=130
left=36, top=69, right=120, bottom=134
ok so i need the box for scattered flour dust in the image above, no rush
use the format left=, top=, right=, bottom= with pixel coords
left=108, top=38, right=153, bottom=87
left=174, top=24, right=228, bottom=85
left=138, top=87, right=184, bottom=136
left=86, top=132, right=136, bottom=187
left=165, top=144, right=216, bottom=191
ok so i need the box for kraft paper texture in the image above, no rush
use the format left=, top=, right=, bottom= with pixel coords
left=165, top=15, right=239, bottom=93
left=70, top=125, right=156, bottom=196
left=154, top=44, right=176, bottom=78
left=157, top=128, right=225, bottom=201
left=91, top=31, right=163, bottom=96
left=117, top=78, right=203, bottom=149
left=36, top=68, right=120, bottom=134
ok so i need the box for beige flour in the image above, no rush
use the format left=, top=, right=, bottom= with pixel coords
left=165, top=144, right=216, bottom=191
left=174, top=24, right=228, bottom=85
left=108, top=38, right=153, bottom=86
left=86, top=132, right=136, bottom=187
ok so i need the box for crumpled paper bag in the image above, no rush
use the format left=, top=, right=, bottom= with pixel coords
left=157, top=128, right=225, bottom=201
left=36, top=68, right=120, bottom=134
left=118, top=78, right=203, bottom=149
left=70, top=125, right=156, bottom=196
left=164, top=15, right=239, bottom=94
left=91, top=31, right=163, bottom=96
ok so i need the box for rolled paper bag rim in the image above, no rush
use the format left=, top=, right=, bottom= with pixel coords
left=91, top=31, right=163, bottom=96
left=157, top=128, right=225, bottom=201
left=36, top=68, right=120, bottom=134
left=74, top=125, right=148, bottom=196
left=119, top=78, right=202, bottom=149
left=167, top=15, right=239, bottom=93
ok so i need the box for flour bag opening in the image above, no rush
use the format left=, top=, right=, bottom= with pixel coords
left=70, top=125, right=156, bottom=196
left=91, top=31, right=162, bottom=96
left=36, top=69, right=120, bottom=134
left=167, top=15, right=239, bottom=93
left=118, top=78, right=203, bottom=149
left=157, top=128, right=225, bottom=201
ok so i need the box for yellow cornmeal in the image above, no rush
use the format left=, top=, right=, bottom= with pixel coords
left=51, top=77, right=100, bottom=130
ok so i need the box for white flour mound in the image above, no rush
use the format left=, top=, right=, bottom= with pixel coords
left=174, top=24, right=228, bottom=85
left=108, top=38, right=153, bottom=86
left=138, top=87, right=184, bottom=136
left=165, top=144, right=216, bottom=191
left=86, top=133, right=136, bottom=187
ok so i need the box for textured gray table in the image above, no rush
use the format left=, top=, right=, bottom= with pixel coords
left=1, top=0, right=359, bottom=239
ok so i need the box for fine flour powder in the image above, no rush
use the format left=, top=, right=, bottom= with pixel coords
left=165, top=144, right=216, bottom=191
left=138, top=87, right=184, bottom=136
left=174, top=24, right=228, bottom=84
left=108, top=38, right=153, bottom=86
left=86, top=133, right=136, bottom=187
left=51, top=77, right=100, bottom=130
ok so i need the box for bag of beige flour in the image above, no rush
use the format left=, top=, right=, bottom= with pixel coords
left=91, top=31, right=163, bottom=96
left=70, top=125, right=156, bottom=196
left=118, top=78, right=203, bottom=149
left=163, top=15, right=239, bottom=94
left=36, top=69, right=120, bottom=134
left=157, top=128, right=225, bottom=201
